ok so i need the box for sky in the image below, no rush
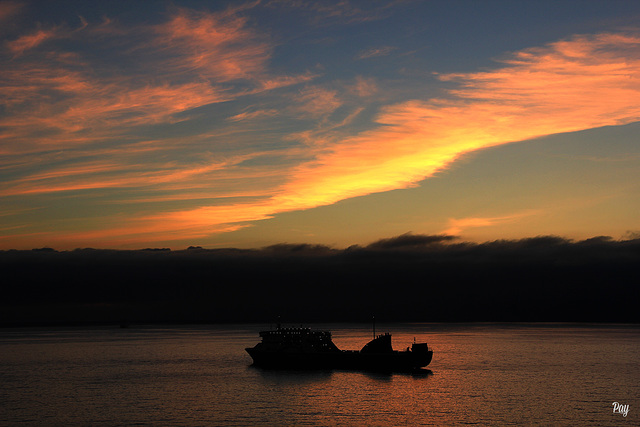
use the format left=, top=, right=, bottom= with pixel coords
left=0, top=0, right=639, bottom=250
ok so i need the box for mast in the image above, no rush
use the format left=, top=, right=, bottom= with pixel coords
left=372, top=315, right=376, bottom=339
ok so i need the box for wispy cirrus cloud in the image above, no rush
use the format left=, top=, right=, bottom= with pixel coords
left=350, top=76, right=378, bottom=97
left=293, top=86, right=343, bottom=118
left=356, top=45, right=396, bottom=59
left=226, top=109, right=279, bottom=122
left=258, top=72, right=319, bottom=91
left=5, top=27, right=60, bottom=56
left=0, top=150, right=268, bottom=198
left=0, top=2, right=317, bottom=214
left=154, top=6, right=270, bottom=82
left=0, top=3, right=313, bottom=157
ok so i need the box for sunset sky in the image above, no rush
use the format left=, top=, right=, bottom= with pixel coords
left=1, top=0, right=639, bottom=250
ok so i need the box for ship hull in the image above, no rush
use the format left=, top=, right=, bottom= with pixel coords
left=245, top=348, right=433, bottom=371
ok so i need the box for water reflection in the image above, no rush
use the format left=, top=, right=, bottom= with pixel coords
left=249, top=363, right=433, bottom=382
left=409, top=368, right=433, bottom=378
left=249, top=365, right=334, bottom=383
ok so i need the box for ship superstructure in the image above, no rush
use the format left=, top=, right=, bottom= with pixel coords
left=252, top=327, right=341, bottom=353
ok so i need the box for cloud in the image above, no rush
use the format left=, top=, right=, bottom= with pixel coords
left=33, top=29, right=639, bottom=248
left=284, top=106, right=364, bottom=148
left=293, top=86, right=342, bottom=118
left=0, top=74, right=229, bottom=155
left=257, top=72, right=319, bottom=91
left=2, top=23, right=640, bottom=249
left=263, top=243, right=335, bottom=253
left=0, top=3, right=322, bottom=207
left=356, top=45, right=396, bottom=59
left=226, top=109, right=279, bottom=122
left=5, top=28, right=60, bottom=56
left=366, top=233, right=456, bottom=250
left=0, top=152, right=259, bottom=197
left=350, top=76, right=378, bottom=97
left=261, top=31, right=640, bottom=211
left=2, top=235, right=639, bottom=324
left=440, top=33, right=640, bottom=127
left=122, top=30, right=640, bottom=244
left=443, top=212, right=539, bottom=235
left=0, top=5, right=284, bottom=157
left=154, top=6, right=271, bottom=82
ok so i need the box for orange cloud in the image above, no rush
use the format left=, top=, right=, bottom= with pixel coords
left=13, top=161, right=124, bottom=182
left=294, top=86, right=342, bottom=118
left=155, top=6, right=270, bottom=82
left=443, top=212, right=539, bottom=236
left=265, top=32, right=640, bottom=211
left=350, top=76, right=378, bottom=97
left=285, top=106, right=364, bottom=147
left=0, top=3, right=318, bottom=163
left=5, top=28, right=60, bottom=56
left=143, top=31, right=640, bottom=240
left=0, top=5, right=293, bottom=157
left=0, top=78, right=228, bottom=155
left=258, top=72, right=318, bottom=91
left=0, top=152, right=262, bottom=197
left=53, top=198, right=278, bottom=248
left=227, top=109, right=279, bottom=122
left=3, top=27, right=640, bottom=248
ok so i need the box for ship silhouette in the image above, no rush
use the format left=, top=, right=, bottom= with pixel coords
left=246, top=324, right=433, bottom=372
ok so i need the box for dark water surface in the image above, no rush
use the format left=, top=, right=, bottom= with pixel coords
left=0, top=323, right=638, bottom=425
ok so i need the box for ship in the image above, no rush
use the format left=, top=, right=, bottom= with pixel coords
left=245, top=325, right=433, bottom=371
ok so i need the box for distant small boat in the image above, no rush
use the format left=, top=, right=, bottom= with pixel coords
left=245, top=325, right=433, bottom=371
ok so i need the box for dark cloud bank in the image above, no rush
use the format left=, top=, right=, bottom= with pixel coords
left=1, top=234, right=639, bottom=326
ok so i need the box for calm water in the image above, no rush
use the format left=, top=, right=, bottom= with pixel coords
left=0, top=323, right=638, bottom=426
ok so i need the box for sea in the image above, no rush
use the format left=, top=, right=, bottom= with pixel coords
left=0, top=323, right=638, bottom=426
